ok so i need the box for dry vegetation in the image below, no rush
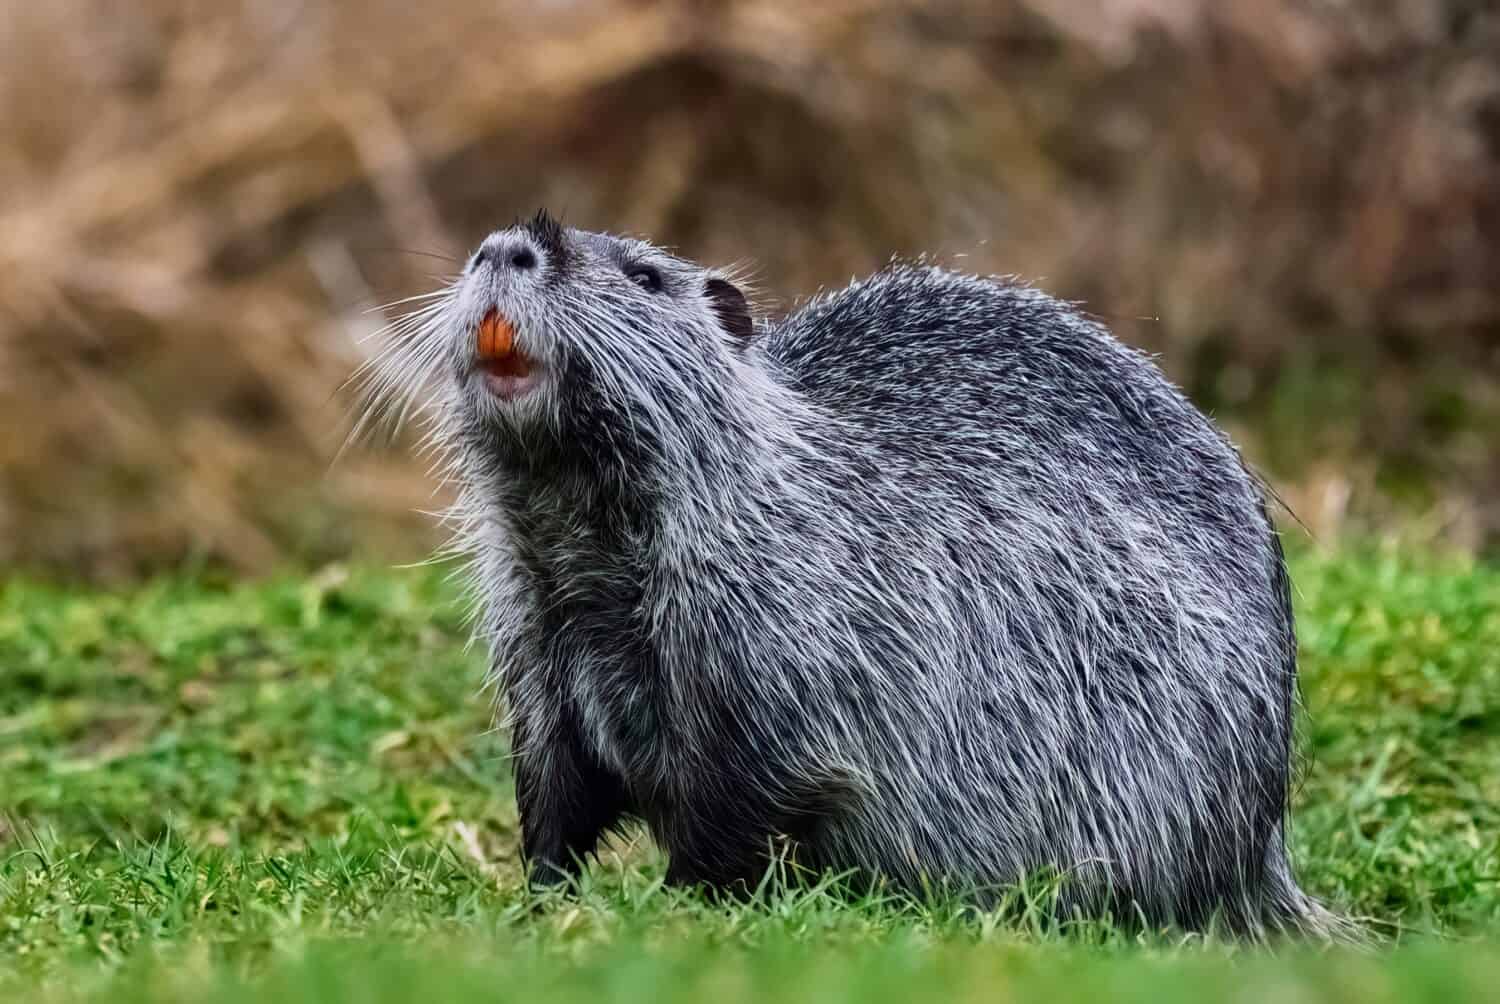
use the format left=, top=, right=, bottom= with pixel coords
left=1, top=0, right=1497, bottom=576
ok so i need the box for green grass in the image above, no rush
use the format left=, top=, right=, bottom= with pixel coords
left=2, top=546, right=1498, bottom=1000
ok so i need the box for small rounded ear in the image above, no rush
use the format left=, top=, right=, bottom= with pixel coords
left=704, top=277, right=754, bottom=344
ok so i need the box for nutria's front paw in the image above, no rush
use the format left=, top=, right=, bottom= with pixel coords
left=526, top=858, right=578, bottom=894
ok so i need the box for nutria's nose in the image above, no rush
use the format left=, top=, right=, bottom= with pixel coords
left=472, top=236, right=539, bottom=273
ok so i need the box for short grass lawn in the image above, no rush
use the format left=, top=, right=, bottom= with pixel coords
left=2, top=545, right=1498, bottom=1000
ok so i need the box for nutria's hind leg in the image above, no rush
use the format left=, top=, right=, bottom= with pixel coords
left=659, top=765, right=870, bottom=899
left=512, top=714, right=629, bottom=893
left=660, top=828, right=774, bottom=899
left=652, top=797, right=795, bottom=899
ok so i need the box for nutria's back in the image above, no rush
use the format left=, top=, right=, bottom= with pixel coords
left=753, top=266, right=1303, bottom=927
left=371, top=214, right=1348, bottom=938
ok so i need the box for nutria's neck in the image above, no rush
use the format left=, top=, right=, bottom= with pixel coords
left=486, top=369, right=828, bottom=583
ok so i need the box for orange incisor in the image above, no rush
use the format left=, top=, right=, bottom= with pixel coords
left=476, top=309, right=515, bottom=359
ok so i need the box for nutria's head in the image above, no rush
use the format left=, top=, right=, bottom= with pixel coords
left=432, top=212, right=755, bottom=476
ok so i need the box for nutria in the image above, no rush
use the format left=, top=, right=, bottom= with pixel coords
left=363, top=210, right=1345, bottom=938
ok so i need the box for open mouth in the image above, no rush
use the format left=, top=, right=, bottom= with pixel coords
left=473, top=309, right=540, bottom=401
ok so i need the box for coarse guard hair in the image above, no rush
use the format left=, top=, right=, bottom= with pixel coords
left=353, top=211, right=1351, bottom=939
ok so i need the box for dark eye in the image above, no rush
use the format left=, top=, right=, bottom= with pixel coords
left=625, top=265, right=662, bottom=292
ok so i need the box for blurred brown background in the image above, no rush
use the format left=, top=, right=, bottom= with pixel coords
left=2, top=0, right=1497, bottom=579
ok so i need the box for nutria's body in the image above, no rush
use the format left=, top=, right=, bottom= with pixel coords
left=375, top=212, right=1342, bottom=936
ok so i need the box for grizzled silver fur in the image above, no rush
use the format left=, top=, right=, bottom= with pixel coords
left=357, top=211, right=1346, bottom=937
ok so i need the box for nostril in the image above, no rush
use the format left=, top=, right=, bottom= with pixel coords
left=472, top=240, right=539, bottom=273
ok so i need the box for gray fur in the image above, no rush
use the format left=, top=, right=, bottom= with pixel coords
left=357, top=212, right=1348, bottom=938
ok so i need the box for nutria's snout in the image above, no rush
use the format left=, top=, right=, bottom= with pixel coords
left=473, top=308, right=540, bottom=402
left=466, top=227, right=549, bottom=403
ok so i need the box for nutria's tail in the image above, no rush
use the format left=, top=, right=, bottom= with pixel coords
left=1260, top=842, right=1365, bottom=944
